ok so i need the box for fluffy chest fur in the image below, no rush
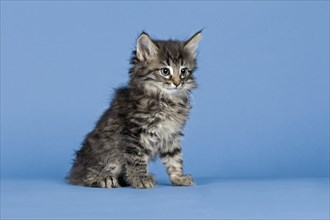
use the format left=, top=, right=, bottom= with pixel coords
left=132, top=95, right=191, bottom=158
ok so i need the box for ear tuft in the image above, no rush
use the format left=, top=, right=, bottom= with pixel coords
left=184, top=30, right=202, bottom=58
left=136, top=32, right=158, bottom=61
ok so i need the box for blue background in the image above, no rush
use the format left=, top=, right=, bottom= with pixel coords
left=1, top=1, right=329, bottom=219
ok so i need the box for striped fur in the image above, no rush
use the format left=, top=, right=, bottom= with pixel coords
left=67, top=31, right=201, bottom=188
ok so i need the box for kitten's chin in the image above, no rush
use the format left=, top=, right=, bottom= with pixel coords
left=162, top=88, right=180, bottom=94
left=161, top=88, right=189, bottom=98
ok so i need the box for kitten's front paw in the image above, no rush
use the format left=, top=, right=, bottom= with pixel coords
left=171, top=174, right=194, bottom=186
left=130, top=175, right=156, bottom=189
left=98, top=176, right=119, bottom=188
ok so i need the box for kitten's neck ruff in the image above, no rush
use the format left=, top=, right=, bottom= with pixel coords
left=159, top=89, right=191, bottom=104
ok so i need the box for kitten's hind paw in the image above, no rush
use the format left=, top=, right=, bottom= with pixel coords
left=98, top=177, right=119, bottom=188
left=130, top=175, right=156, bottom=189
left=171, top=174, right=194, bottom=186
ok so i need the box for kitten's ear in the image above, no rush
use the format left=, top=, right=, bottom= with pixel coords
left=136, top=32, right=158, bottom=61
left=184, top=31, right=202, bottom=58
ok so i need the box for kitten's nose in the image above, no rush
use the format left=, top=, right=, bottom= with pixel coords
left=173, top=82, right=180, bottom=88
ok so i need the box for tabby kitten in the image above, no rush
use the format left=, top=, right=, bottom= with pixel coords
left=67, top=31, right=201, bottom=188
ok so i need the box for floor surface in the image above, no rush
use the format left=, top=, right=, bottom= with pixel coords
left=1, top=177, right=329, bottom=219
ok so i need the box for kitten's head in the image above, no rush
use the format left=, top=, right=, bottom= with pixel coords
left=129, top=31, right=202, bottom=96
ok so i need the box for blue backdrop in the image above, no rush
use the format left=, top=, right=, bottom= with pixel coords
left=1, top=1, right=329, bottom=180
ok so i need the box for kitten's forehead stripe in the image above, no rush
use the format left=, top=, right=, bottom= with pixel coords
left=166, top=54, right=171, bottom=66
left=161, top=61, right=168, bottom=66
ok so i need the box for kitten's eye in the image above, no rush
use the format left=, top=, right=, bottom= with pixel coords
left=180, top=68, right=188, bottom=77
left=160, top=68, right=170, bottom=76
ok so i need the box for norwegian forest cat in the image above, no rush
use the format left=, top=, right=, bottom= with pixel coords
left=67, top=31, right=202, bottom=188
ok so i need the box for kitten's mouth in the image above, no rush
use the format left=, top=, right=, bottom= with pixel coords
left=164, top=84, right=182, bottom=90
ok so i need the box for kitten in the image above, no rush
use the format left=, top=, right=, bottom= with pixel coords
left=67, top=31, right=202, bottom=188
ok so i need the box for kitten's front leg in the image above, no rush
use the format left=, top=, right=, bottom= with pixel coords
left=124, top=145, right=156, bottom=189
left=160, top=145, right=194, bottom=186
